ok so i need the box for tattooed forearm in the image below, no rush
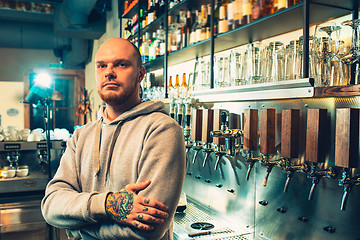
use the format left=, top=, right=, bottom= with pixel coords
left=106, top=190, right=134, bottom=221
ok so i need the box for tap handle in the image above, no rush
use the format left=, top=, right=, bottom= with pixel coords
left=214, top=153, right=224, bottom=170
left=308, top=179, right=319, bottom=200
left=185, top=114, right=191, bottom=127
left=246, top=162, right=254, bottom=181
left=170, top=113, right=175, bottom=119
left=192, top=148, right=200, bottom=164
left=178, top=114, right=183, bottom=126
left=341, top=186, right=351, bottom=211
left=202, top=152, right=211, bottom=167
left=220, top=111, right=228, bottom=130
left=263, top=171, right=270, bottom=187
left=284, top=173, right=293, bottom=193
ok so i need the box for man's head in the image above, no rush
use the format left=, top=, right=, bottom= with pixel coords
left=95, top=38, right=145, bottom=107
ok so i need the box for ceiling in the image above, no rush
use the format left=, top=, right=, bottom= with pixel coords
left=0, top=0, right=111, bottom=68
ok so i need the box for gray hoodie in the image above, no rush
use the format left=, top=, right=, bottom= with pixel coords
left=41, top=100, right=187, bottom=239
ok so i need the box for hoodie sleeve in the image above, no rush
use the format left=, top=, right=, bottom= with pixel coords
left=134, top=117, right=188, bottom=239
left=41, top=127, right=110, bottom=229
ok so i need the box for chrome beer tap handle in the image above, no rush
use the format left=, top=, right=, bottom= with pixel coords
left=308, top=165, right=336, bottom=200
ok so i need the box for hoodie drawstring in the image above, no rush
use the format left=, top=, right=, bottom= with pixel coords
left=93, top=118, right=103, bottom=176
left=93, top=117, right=124, bottom=180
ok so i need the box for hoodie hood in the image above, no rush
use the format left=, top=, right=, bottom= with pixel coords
left=98, top=100, right=169, bottom=124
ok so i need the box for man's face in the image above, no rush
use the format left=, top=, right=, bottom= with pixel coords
left=95, top=39, right=145, bottom=106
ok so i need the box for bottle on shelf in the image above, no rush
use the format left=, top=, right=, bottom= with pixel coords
left=141, top=33, right=150, bottom=63
left=168, top=15, right=178, bottom=52
left=149, top=32, right=157, bottom=61
left=277, top=0, right=288, bottom=11
left=158, top=0, right=166, bottom=17
left=242, top=0, right=252, bottom=25
left=218, top=3, right=229, bottom=34
left=252, top=0, right=261, bottom=21
left=189, top=10, right=200, bottom=44
left=261, top=0, right=274, bottom=17
left=157, top=23, right=166, bottom=56
left=176, top=14, right=185, bottom=50
left=179, top=72, right=189, bottom=98
left=148, top=0, right=156, bottom=25
left=185, top=10, right=193, bottom=47
left=233, top=0, right=243, bottom=28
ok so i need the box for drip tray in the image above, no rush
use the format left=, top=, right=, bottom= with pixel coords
left=173, top=200, right=252, bottom=240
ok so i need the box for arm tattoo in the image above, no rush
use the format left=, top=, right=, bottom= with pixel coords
left=138, top=214, right=144, bottom=219
left=144, top=199, right=150, bottom=204
left=106, top=190, right=134, bottom=221
left=143, top=207, right=148, bottom=212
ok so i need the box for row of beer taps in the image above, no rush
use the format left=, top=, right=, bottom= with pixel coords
left=169, top=99, right=360, bottom=211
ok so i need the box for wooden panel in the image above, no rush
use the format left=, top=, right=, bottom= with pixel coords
left=202, top=109, right=214, bottom=143
left=260, top=109, right=276, bottom=155
left=314, top=85, right=360, bottom=98
left=335, top=108, right=359, bottom=168
left=213, top=109, right=225, bottom=145
left=305, top=108, right=327, bottom=163
left=281, top=109, right=300, bottom=158
left=243, top=109, right=258, bottom=151
left=191, top=109, right=203, bottom=142
left=229, top=113, right=241, bottom=129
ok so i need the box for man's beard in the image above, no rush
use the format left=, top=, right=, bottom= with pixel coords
left=98, top=81, right=138, bottom=106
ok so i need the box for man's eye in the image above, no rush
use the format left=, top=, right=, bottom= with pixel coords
left=97, top=64, right=106, bottom=69
left=115, top=62, right=126, bottom=67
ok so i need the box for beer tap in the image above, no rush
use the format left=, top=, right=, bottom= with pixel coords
left=305, top=109, right=336, bottom=200
left=335, top=108, right=360, bottom=210
left=191, top=109, right=203, bottom=164
left=242, top=109, right=259, bottom=181
left=212, top=109, right=227, bottom=171
left=276, top=109, right=305, bottom=192
left=201, top=109, right=214, bottom=167
left=338, top=168, right=360, bottom=211
left=183, top=97, right=196, bottom=153
left=210, top=111, right=243, bottom=158
left=258, top=109, right=284, bottom=187
left=176, top=97, right=184, bottom=127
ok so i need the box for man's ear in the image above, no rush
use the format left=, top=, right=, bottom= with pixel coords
left=138, top=66, right=145, bottom=83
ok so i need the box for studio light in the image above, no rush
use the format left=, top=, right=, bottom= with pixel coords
left=25, top=73, right=53, bottom=104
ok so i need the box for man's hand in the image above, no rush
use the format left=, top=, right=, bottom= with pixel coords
left=105, top=180, right=169, bottom=231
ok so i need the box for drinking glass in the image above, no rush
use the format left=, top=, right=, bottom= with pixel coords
left=265, top=41, right=285, bottom=82
left=230, top=50, right=248, bottom=86
left=314, top=21, right=342, bottom=86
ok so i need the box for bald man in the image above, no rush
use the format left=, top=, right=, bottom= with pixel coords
left=42, top=38, right=187, bottom=239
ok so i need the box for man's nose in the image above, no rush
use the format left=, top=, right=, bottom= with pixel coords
left=105, top=66, right=116, bottom=79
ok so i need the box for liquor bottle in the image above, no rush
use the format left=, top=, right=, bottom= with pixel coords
left=175, top=14, right=184, bottom=50
left=184, top=10, right=193, bottom=47
left=141, top=33, right=150, bottom=63
left=287, top=0, right=294, bottom=8
left=195, top=8, right=204, bottom=42
left=233, top=0, right=242, bottom=28
left=179, top=73, right=188, bottom=98
left=174, top=74, right=180, bottom=89
left=218, top=4, right=229, bottom=34
left=251, top=0, right=261, bottom=21
left=168, top=75, right=174, bottom=97
left=158, top=23, right=166, bottom=56
left=278, top=0, right=287, bottom=10
left=190, top=10, right=200, bottom=44
left=242, top=0, right=252, bottom=24
left=203, top=4, right=212, bottom=39
left=261, top=0, right=274, bottom=17
left=200, top=4, right=208, bottom=41
left=158, top=0, right=166, bottom=16
left=168, top=15, right=178, bottom=52
left=149, top=32, right=157, bottom=61
left=227, top=0, right=234, bottom=30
